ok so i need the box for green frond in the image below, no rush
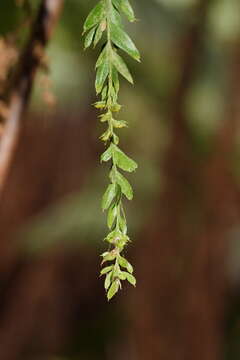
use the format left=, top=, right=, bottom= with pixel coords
left=83, top=0, right=140, bottom=300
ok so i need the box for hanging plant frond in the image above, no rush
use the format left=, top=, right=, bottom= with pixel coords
left=83, top=0, right=140, bottom=300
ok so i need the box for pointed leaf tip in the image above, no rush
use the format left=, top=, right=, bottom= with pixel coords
left=107, top=280, right=120, bottom=300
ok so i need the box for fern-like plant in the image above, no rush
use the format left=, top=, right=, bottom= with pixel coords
left=83, top=0, right=140, bottom=300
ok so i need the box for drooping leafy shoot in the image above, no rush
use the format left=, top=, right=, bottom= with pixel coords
left=83, top=0, right=140, bottom=300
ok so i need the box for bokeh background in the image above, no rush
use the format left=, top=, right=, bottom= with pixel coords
left=1, top=0, right=240, bottom=359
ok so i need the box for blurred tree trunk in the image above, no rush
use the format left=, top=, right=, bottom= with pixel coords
left=128, top=2, right=240, bottom=360
left=0, top=0, right=64, bottom=192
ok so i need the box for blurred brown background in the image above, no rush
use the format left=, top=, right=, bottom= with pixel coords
left=1, top=0, right=240, bottom=359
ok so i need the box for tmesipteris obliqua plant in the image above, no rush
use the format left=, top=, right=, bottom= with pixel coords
left=83, top=0, right=140, bottom=300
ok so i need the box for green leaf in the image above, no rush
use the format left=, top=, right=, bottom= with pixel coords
left=107, top=204, right=117, bottom=229
left=112, top=67, right=120, bottom=93
left=113, top=133, right=119, bottom=145
left=127, top=262, right=133, bottom=274
left=100, top=265, right=113, bottom=275
left=126, top=273, right=136, bottom=286
left=115, top=171, right=133, bottom=200
left=100, top=128, right=112, bottom=142
left=112, top=145, right=138, bottom=172
left=120, top=0, right=135, bottom=22
left=83, top=1, right=105, bottom=33
left=110, top=22, right=140, bottom=61
left=101, top=251, right=109, bottom=257
left=111, top=51, right=133, bottom=84
left=111, top=103, right=121, bottom=112
left=112, top=266, right=121, bottom=279
left=94, top=24, right=104, bottom=48
left=104, top=271, right=112, bottom=290
left=118, top=256, right=133, bottom=273
left=119, top=272, right=127, bottom=280
left=119, top=214, right=127, bottom=234
left=101, top=86, right=108, bottom=100
left=102, top=184, right=116, bottom=210
left=112, top=119, right=128, bottom=128
left=110, top=7, right=122, bottom=27
left=105, top=229, right=122, bottom=244
left=107, top=280, right=119, bottom=300
left=117, top=233, right=129, bottom=248
left=96, top=47, right=107, bottom=68
left=94, top=101, right=106, bottom=109
left=95, top=61, right=109, bottom=94
left=101, top=252, right=116, bottom=264
left=84, top=26, right=97, bottom=49
left=99, top=112, right=111, bottom=122
left=113, top=0, right=136, bottom=22
left=100, top=145, right=112, bottom=162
